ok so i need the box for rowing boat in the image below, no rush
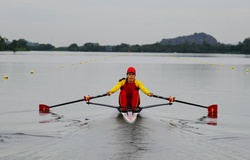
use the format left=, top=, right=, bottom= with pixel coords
left=118, top=107, right=141, bottom=123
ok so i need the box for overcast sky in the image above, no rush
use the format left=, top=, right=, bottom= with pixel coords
left=1, top=0, right=250, bottom=47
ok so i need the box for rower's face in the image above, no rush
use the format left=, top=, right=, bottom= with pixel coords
left=127, top=73, right=136, bottom=83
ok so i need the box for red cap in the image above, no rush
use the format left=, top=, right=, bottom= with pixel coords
left=127, top=67, right=136, bottom=75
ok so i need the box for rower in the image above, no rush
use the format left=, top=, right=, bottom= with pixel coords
left=107, top=66, right=153, bottom=111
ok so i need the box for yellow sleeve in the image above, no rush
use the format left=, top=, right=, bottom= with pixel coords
left=109, top=79, right=125, bottom=93
left=135, top=80, right=151, bottom=95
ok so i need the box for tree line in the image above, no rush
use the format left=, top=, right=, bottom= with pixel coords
left=1, top=36, right=250, bottom=54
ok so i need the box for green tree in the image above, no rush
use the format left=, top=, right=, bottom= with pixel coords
left=9, top=39, right=29, bottom=51
left=28, top=43, right=55, bottom=50
left=113, top=43, right=130, bottom=52
left=130, top=44, right=142, bottom=52
left=80, top=42, right=105, bottom=51
left=241, top=38, right=250, bottom=54
left=0, top=36, right=6, bottom=50
left=68, top=43, right=79, bottom=51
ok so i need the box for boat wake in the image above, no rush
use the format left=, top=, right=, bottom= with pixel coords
left=39, top=112, right=90, bottom=128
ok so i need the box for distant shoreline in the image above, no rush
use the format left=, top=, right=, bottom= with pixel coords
left=1, top=34, right=250, bottom=54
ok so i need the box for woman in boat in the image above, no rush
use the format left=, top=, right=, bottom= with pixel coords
left=107, top=66, right=153, bottom=111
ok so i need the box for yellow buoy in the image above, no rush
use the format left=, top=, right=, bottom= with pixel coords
left=246, top=69, right=249, bottom=73
left=4, top=75, right=8, bottom=79
left=232, top=66, right=235, bottom=70
left=80, top=62, right=82, bottom=64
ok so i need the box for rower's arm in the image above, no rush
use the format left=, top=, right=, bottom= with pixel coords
left=135, top=80, right=151, bottom=95
left=108, top=80, right=125, bottom=94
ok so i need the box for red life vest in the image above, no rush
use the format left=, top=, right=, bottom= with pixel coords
left=120, top=81, right=139, bottom=98
left=119, top=79, right=140, bottom=108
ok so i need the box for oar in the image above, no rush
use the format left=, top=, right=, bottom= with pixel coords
left=153, top=95, right=218, bottom=117
left=39, top=94, right=107, bottom=113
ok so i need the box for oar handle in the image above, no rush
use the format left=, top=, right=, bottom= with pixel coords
left=153, top=95, right=170, bottom=100
left=153, top=94, right=207, bottom=109
left=89, top=94, right=107, bottom=100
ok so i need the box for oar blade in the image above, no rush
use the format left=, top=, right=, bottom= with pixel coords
left=39, top=104, right=50, bottom=113
left=207, top=104, right=218, bottom=118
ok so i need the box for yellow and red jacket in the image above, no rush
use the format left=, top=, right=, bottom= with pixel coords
left=109, top=78, right=151, bottom=96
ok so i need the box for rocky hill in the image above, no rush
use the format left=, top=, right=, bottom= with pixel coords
left=160, top=32, right=219, bottom=46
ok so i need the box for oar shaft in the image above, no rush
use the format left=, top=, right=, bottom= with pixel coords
left=174, top=100, right=207, bottom=109
left=50, top=94, right=107, bottom=109
left=153, top=95, right=207, bottom=109
left=50, top=99, right=84, bottom=108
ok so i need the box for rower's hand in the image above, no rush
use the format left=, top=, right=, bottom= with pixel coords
left=169, top=96, right=175, bottom=102
left=106, top=91, right=112, bottom=96
left=148, top=93, right=153, bottom=97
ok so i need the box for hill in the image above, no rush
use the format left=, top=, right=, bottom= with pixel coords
left=160, top=32, right=219, bottom=46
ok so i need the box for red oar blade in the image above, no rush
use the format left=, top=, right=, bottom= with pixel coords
left=207, top=104, right=218, bottom=118
left=39, top=104, right=50, bottom=113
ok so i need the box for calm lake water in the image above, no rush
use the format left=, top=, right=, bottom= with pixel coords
left=1, top=51, right=250, bottom=160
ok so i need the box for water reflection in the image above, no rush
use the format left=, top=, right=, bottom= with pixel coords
left=112, top=114, right=152, bottom=159
left=39, top=111, right=89, bottom=127
left=198, top=115, right=217, bottom=126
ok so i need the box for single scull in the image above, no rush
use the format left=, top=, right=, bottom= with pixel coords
left=39, top=94, right=218, bottom=124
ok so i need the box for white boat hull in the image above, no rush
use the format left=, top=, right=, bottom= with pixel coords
left=121, top=111, right=138, bottom=124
